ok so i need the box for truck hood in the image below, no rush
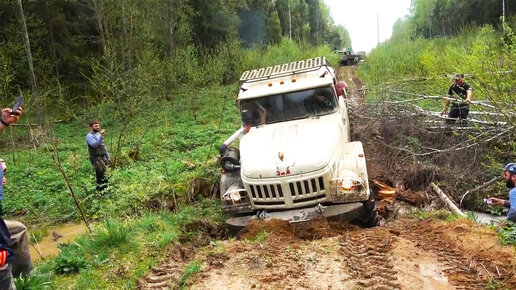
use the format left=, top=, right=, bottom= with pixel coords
left=240, top=115, right=342, bottom=179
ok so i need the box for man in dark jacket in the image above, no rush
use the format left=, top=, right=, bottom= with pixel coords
left=441, top=73, right=473, bottom=122
left=86, top=120, right=111, bottom=191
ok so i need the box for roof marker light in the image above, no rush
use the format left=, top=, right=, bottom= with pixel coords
left=280, top=80, right=284, bottom=85
left=292, top=79, right=296, bottom=83
left=268, top=83, right=272, bottom=87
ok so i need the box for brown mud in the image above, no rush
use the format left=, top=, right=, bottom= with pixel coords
left=138, top=66, right=516, bottom=289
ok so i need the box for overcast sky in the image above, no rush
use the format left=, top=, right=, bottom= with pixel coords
left=324, top=0, right=412, bottom=53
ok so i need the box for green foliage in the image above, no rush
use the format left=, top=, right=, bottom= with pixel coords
left=486, top=205, right=507, bottom=216
left=465, top=211, right=479, bottom=222
left=14, top=274, right=52, bottom=290
left=53, top=244, right=87, bottom=274
left=40, top=201, right=222, bottom=288
left=93, top=218, right=131, bottom=248
left=248, top=229, right=270, bottom=243
left=396, top=0, right=511, bottom=39
left=407, top=209, right=461, bottom=221
left=485, top=278, right=510, bottom=290
left=497, top=221, right=516, bottom=245
left=178, top=261, right=201, bottom=289
left=29, top=228, right=48, bottom=244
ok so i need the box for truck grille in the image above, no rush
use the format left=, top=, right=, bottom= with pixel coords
left=289, top=176, right=326, bottom=204
left=247, top=175, right=328, bottom=207
left=249, top=184, right=285, bottom=206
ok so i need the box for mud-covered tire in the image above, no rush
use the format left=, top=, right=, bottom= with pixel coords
left=355, top=194, right=379, bottom=227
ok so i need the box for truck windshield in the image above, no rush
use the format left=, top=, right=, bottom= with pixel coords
left=240, top=86, right=337, bottom=127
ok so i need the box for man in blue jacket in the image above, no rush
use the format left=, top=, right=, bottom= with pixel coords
left=489, top=163, right=516, bottom=223
left=86, top=120, right=111, bottom=191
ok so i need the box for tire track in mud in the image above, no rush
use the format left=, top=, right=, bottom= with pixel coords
left=388, top=220, right=487, bottom=289
left=139, top=262, right=183, bottom=289
left=138, top=245, right=189, bottom=290
left=339, top=228, right=402, bottom=289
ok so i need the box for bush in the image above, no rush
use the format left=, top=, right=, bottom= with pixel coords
left=54, top=245, right=87, bottom=274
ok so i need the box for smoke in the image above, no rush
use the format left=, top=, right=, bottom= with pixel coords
left=238, top=10, right=266, bottom=47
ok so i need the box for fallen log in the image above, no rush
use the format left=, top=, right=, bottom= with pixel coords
left=430, top=182, right=465, bottom=217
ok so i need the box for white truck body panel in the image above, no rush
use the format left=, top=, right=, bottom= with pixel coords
left=240, top=113, right=345, bottom=179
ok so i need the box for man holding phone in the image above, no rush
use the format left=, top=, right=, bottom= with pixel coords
left=86, top=120, right=111, bottom=191
left=0, top=104, right=33, bottom=290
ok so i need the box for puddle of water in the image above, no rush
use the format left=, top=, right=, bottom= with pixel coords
left=467, top=211, right=505, bottom=225
left=30, top=223, right=89, bottom=262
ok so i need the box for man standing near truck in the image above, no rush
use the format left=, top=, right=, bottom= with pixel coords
left=86, top=120, right=111, bottom=191
left=441, top=73, right=472, bottom=122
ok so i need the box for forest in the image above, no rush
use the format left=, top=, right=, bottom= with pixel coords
left=0, top=0, right=515, bottom=288
left=1, top=0, right=350, bottom=124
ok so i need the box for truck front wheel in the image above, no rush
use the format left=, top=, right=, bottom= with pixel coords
left=355, top=194, right=379, bottom=227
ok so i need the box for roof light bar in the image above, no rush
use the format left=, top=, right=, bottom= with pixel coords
left=239, top=56, right=330, bottom=82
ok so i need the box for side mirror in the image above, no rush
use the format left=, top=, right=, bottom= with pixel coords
left=241, top=110, right=253, bottom=125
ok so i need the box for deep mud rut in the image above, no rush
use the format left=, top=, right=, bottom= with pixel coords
left=139, top=67, right=516, bottom=289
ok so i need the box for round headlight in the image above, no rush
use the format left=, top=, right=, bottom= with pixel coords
left=339, top=178, right=355, bottom=190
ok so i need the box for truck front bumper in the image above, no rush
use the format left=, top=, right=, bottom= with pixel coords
left=226, top=202, right=363, bottom=229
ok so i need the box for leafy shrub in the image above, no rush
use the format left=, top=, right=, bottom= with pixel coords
left=14, top=274, right=51, bottom=290
left=497, top=221, right=516, bottom=245
left=53, top=245, right=87, bottom=274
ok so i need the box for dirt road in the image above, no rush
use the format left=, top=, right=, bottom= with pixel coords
left=189, top=218, right=515, bottom=289
left=139, top=66, right=516, bottom=290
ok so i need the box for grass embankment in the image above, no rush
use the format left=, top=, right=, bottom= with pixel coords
left=0, top=41, right=339, bottom=288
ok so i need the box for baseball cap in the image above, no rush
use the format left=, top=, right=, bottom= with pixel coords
left=452, top=73, right=463, bottom=80
left=505, top=163, right=516, bottom=174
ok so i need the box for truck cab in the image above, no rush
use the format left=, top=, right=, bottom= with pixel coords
left=219, top=57, right=377, bottom=230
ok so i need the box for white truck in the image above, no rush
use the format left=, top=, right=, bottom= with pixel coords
left=219, top=57, right=378, bottom=230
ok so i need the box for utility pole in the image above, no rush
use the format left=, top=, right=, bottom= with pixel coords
left=502, top=0, right=506, bottom=35
left=288, top=0, right=292, bottom=40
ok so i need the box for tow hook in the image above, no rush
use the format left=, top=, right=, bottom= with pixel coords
left=315, top=203, right=325, bottom=214
left=258, top=210, right=268, bottom=220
